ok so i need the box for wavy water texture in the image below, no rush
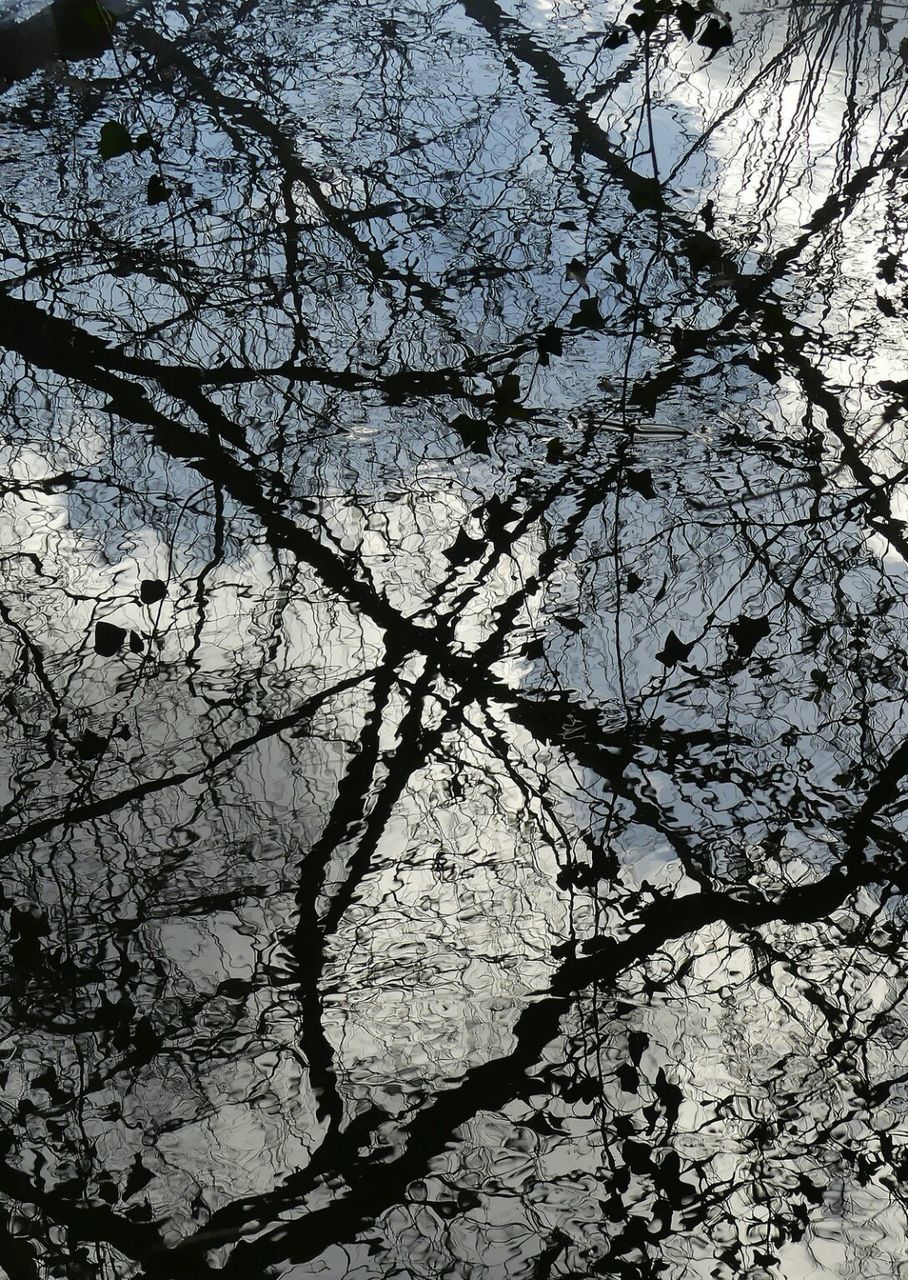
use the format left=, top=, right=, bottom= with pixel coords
left=1, top=0, right=908, bottom=1277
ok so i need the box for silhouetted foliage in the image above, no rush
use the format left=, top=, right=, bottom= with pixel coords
left=1, top=0, right=908, bottom=1276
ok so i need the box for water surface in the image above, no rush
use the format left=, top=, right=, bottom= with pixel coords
left=2, top=0, right=908, bottom=1276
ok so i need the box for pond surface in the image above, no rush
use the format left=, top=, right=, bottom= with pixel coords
left=2, top=0, right=908, bottom=1276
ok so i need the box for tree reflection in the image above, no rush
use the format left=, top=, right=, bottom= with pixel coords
left=2, top=0, right=908, bottom=1276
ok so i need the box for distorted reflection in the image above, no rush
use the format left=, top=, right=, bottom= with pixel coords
left=2, top=0, right=908, bottom=1276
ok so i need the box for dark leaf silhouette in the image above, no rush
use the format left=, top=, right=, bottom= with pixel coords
left=698, top=16, right=733, bottom=56
left=94, top=621, right=126, bottom=656
left=878, top=254, right=898, bottom=283
left=618, top=1063, right=640, bottom=1093
left=683, top=230, right=724, bottom=273
left=491, top=371, right=532, bottom=422
left=656, top=630, right=695, bottom=666
left=123, top=1154, right=154, bottom=1201
left=9, top=907, right=47, bottom=974
left=147, top=175, right=172, bottom=205
left=676, top=1, right=697, bottom=41
left=628, top=1030, right=649, bottom=1066
left=628, top=176, right=664, bottom=212
left=630, top=368, right=676, bottom=414
left=139, top=579, right=167, bottom=605
left=98, top=121, right=132, bottom=159
left=729, top=613, right=770, bottom=658
left=570, top=297, right=606, bottom=331
left=495, top=373, right=522, bottom=407
left=626, top=0, right=665, bottom=39
left=76, top=730, right=107, bottom=760
left=536, top=324, right=563, bottom=365
left=564, top=259, right=590, bottom=292
left=880, top=378, right=908, bottom=398
left=443, top=528, right=485, bottom=566
left=657, top=1151, right=700, bottom=1210
left=626, top=468, right=656, bottom=499
left=654, top=1067, right=683, bottom=1125
left=450, top=414, right=490, bottom=454
left=736, top=349, right=782, bottom=384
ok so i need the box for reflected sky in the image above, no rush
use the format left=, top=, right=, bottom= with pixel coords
left=2, top=0, right=908, bottom=1277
